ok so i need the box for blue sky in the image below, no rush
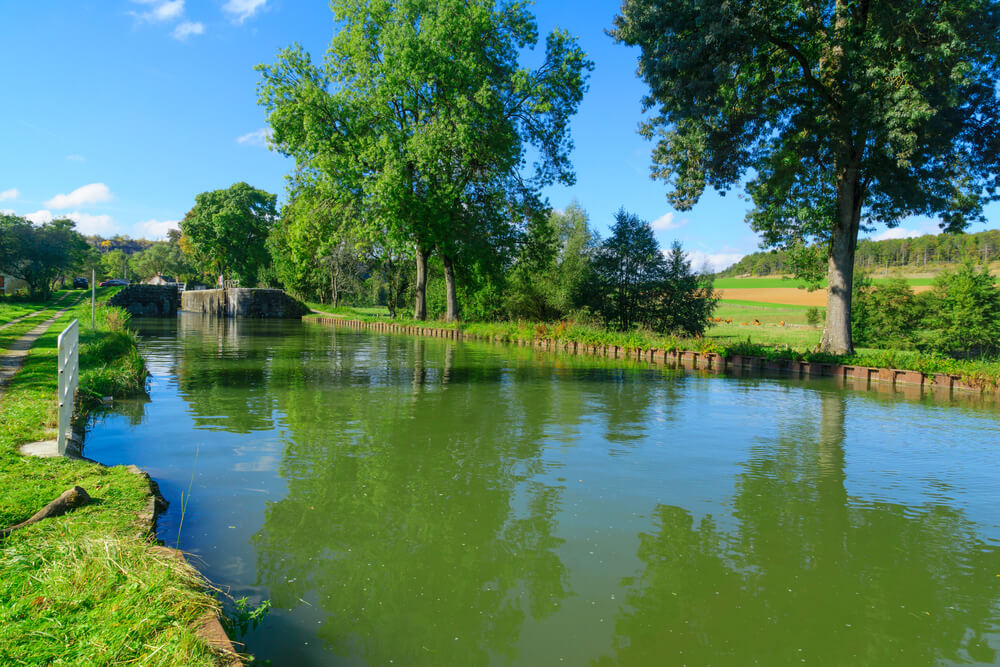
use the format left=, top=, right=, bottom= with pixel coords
left=1, top=1, right=997, bottom=272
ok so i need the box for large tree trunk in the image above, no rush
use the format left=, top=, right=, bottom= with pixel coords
left=819, top=167, right=862, bottom=354
left=413, top=245, right=428, bottom=320
left=442, top=253, right=459, bottom=322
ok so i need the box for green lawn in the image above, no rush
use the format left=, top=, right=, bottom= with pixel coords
left=706, top=322, right=823, bottom=348
left=714, top=301, right=816, bottom=326
left=0, top=290, right=77, bottom=325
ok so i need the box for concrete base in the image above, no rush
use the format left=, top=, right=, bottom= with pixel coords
left=20, top=434, right=82, bottom=459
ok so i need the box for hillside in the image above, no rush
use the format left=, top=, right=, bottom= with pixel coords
left=721, top=228, right=1000, bottom=277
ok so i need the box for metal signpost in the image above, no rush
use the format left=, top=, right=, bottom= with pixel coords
left=57, top=319, right=79, bottom=455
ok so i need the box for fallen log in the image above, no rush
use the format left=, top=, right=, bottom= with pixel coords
left=1, top=486, right=91, bottom=537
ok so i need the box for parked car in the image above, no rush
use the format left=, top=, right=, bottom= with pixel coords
left=99, top=278, right=130, bottom=287
left=72, top=277, right=89, bottom=289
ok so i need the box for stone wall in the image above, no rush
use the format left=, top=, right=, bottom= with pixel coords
left=108, top=285, right=180, bottom=317
left=181, top=288, right=307, bottom=319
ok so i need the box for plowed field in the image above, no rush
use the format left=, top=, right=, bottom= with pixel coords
left=717, top=285, right=931, bottom=306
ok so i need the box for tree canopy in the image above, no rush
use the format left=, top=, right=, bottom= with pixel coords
left=257, top=0, right=592, bottom=320
left=613, top=0, right=1000, bottom=353
left=180, top=183, right=277, bottom=287
left=594, top=209, right=717, bottom=334
left=0, top=214, right=88, bottom=297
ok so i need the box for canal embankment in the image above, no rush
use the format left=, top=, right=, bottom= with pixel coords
left=309, top=313, right=1000, bottom=397
left=0, top=292, right=240, bottom=665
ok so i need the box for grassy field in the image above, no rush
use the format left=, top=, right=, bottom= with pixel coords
left=0, top=290, right=78, bottom=325
left=0, top=296, right=226, bottom=665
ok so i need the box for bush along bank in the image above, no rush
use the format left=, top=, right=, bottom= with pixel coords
left=0, top=296, right=241, bottom=666
left=307, top=311, right=1000, bottom=393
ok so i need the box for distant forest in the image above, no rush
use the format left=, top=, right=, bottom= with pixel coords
left=721, top=228, right=1000, bottom=277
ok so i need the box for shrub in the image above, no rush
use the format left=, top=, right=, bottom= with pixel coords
left=805, top=306, right=824, bottom=327
left=852, top=276, right=922, bottom=348
left=921, top=261, right=1000, bottom=358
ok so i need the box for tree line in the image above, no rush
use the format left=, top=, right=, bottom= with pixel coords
left=722, top=229, right=1000, bottom=278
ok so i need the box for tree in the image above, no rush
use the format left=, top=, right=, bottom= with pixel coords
left=0, top=214, right=88, bottom=298
left=656, top=241, right=718, bottom=337
left=593, top=209, right=665, bottom=331
left=851, top=276, right=922, bottom=348
left=100, top=249, right=127, bottom=280
left=257, top=0, right=592, bottom=321
left=924, top=262, right=1000, bottom=357
left=180, top=183, right=277, bottom=287
left=613, top=1, right=1000, bottom=353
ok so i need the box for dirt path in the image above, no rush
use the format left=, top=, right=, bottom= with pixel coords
left=0, top=297, right=83, bottom=401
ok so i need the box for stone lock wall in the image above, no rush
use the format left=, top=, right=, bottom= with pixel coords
left=181, top=288, right=307, bottom=319
left=107, top=285, right=180, bottom=317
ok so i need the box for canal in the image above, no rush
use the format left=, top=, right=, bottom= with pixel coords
left=85, top=314, right=1000, bottom=665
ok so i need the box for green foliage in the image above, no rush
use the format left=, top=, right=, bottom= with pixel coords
left=0, top=214, right=89, bottom=298
left=851, top=276, right=922, bottom=348
left=180, top=182, right=277, bottom=287
left=128, top=242, right=194, bottom=283
left=613, top=0, right=1000, bottom=351
left=223, top=597, right=271, bottom=640
left=922, top=262, right=1000, bottom=357
left=656, top=241, right=719, bottom=337
left=593, top=209, right=716, bottom=335
left=805, top=307, right=824, bottom=327
left=257, top=0, right=592, bottom=318
left=100, top=248, right=127, bottom=280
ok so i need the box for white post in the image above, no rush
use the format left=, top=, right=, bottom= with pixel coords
left=57, top=319, right=79, bottom=456
left=91, top=268, right=96, bottom=329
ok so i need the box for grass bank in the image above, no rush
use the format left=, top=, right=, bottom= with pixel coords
left=0, top=294, right=228, bottom=665
left=306, top=305, right=1000, bottom=390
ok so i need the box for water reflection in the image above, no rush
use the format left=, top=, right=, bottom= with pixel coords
left=601, top=393, right=1000, bottom=666
left=102, top=316, right=1000, bottom=666
left=252, top=334, right=574, bottom=665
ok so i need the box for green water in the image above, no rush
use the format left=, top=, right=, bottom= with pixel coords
left=86, top=315, right=1000, bottom=665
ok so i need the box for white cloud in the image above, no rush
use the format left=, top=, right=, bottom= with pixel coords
left=172, top=21, right=205, bottom=40
left=683, top=250, right=746, bottom=274
left=650, top=212, right=687, bottom=231
left=223, top=0, right=267, bottom=22
left=0, top=188, right=18, bottom=201
left=134, top=219, right=180, bottom=240
left=25, top=209, right=53, bottom=224
left=24, top=209, right=118, bottom=235
left=0, top=209, right=15, bottom=216
left=65, top=154, right=86, bottom=162
left=44, top=183, right=112, bottom=209
left=131, top=0, right=185, bottom=23
left=66, top=212, right=118, bottom=236
left=153, top=0, right=184, bottom=21
left=236, top=128, right=272, bottom=147
left=871, top=227, right=924, bottom=241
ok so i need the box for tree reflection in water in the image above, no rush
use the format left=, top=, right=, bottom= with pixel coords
left=599, top=393, right=999, bottom=666
left=252, top=335, right=579, bottom=665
